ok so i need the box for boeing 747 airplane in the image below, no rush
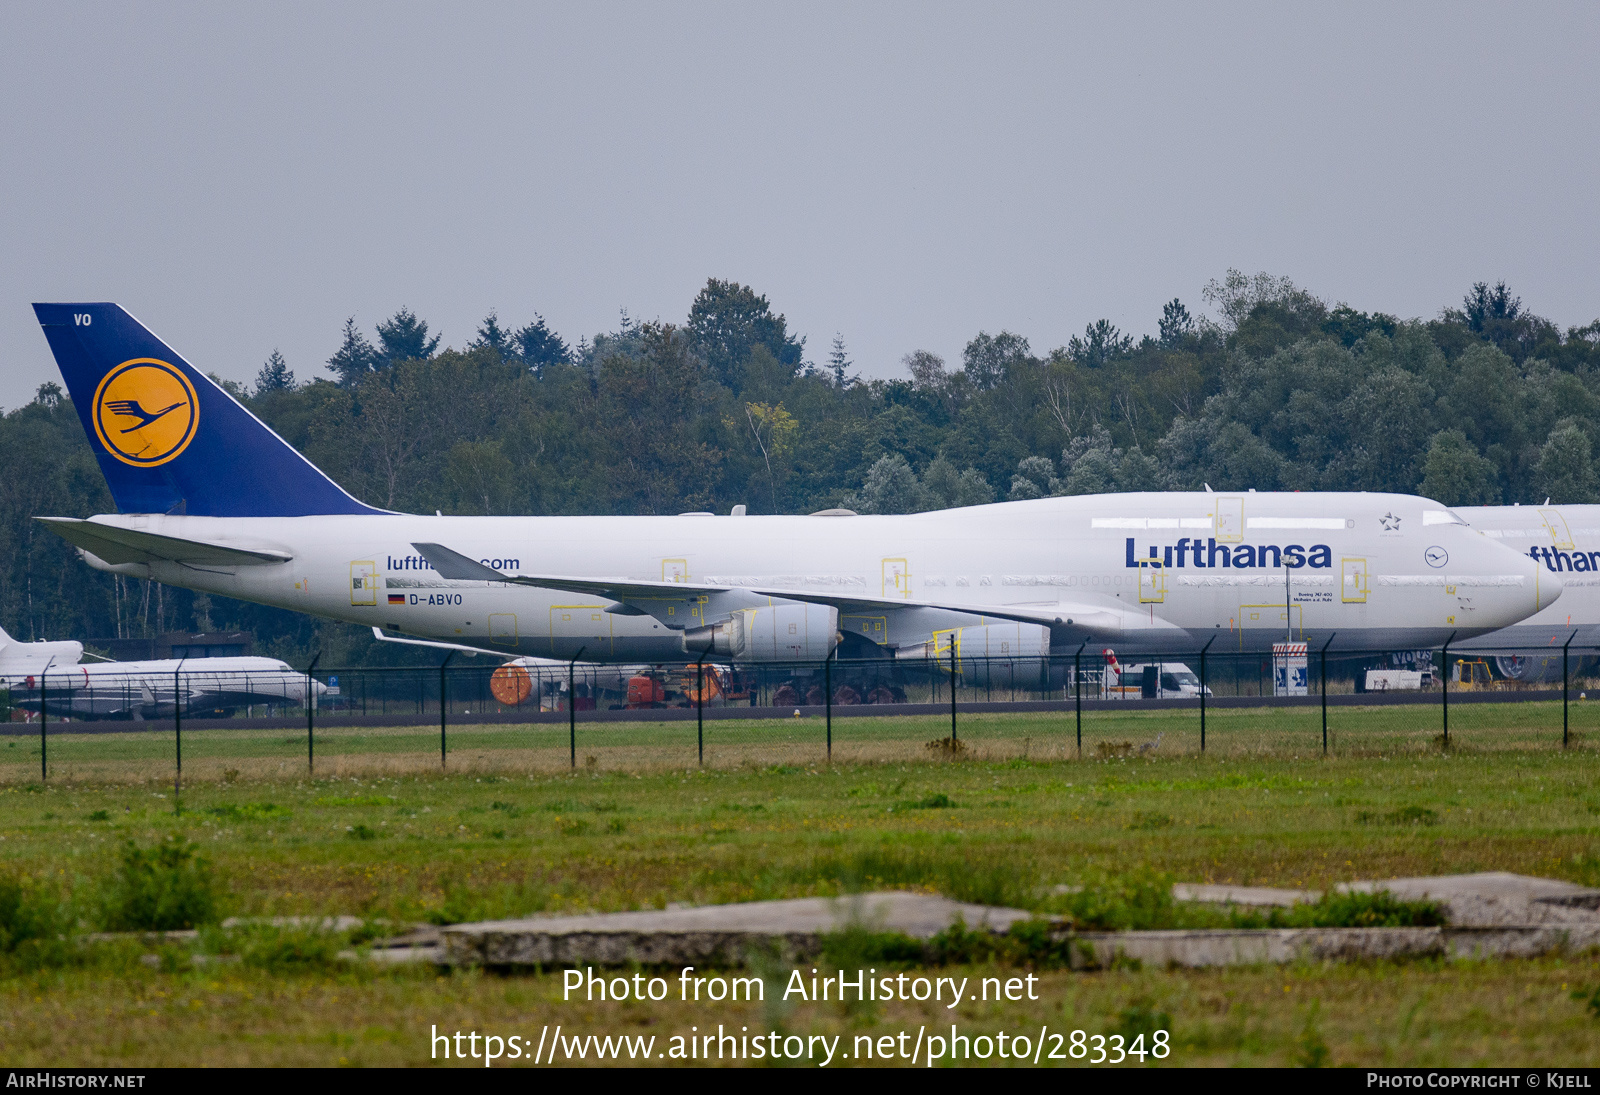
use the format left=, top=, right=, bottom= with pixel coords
left=0, top=622, right=319, bottom=720
left=1452, top=503, right=1600, bottom=680
left=30, top=303, right=1558, bottom=668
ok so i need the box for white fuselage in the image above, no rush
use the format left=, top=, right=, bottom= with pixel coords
left=1455, top=504, right=1600, bottom=643
left=2, top=656, right=319, bottom=720
left=71, top=491, right=1554, bottom=661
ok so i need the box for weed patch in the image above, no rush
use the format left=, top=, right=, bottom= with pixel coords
left=1046, top=870, right=1182, bottom=931
left=1296, top=1002, right=1331, bottom=1067
left=1117, top=998, right=1173, bottom=1043
left=899, top=793, right=956, bottom=810
left=1229, top=890, right=1446, bottom=929
left=1355, top=805, right=1440, bottom=826
left=207, top=803, right=291, bottom=822
left=925, top=916, right=1073, bottom=967
left=98, top=837, right=219, bottom=932
left=209, top=924, right=346, bottom=973
left=0, top=872, right=71, bottom=968
left=819, top=925, right=925, bottom=968
left=1127, top=811, right=1175, bottom=830
left=1571, top=985, right=1600, bottom=1019
left=423, top=878, right=551, bottom=925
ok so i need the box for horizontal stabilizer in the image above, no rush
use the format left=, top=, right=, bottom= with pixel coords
left=39, top=517, right=292, bottom=567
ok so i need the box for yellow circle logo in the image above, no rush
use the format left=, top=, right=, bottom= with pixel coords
left=92, top=359, right=199, bottom=467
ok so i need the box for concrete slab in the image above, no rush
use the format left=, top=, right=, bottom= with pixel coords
left=362, top=925, right=443, bottom=964
left=1072, top=927, right=1444, bottom=969
left=440, top=891, right=1034, bottom=967
left=1337, top=872, right=1600, bottom=928
left=1073, top=925, right=1600, bottom=968
left=1446, top=925, right=1600, bottom=958
left=220, top=915, right=368, bottom=932
left=1172, top=884, right=1319, bottom=907
left=1339, top=872, right=1594, bottom=903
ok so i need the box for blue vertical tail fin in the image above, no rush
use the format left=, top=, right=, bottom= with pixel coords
left=33, top=303, right=386, bottom=516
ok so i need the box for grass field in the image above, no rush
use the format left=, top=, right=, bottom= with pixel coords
left=3, top=699, right=1597, bottom=782
left=4, top=705, right=1600, bottom=1067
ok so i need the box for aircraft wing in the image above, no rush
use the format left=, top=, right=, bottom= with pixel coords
left=370, top=626, right=523, bottom=660
left=38, top=517, right=293, bottom=567
left=411, top=542, right=1177, bottom=639
left=411, top=542, right=743, bottom=608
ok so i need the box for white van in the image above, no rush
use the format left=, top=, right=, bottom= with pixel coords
left=1103, top=662, right=1213, bottom=699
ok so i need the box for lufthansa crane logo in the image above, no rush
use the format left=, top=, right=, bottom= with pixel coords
left=91, top=359, right=199, bottom=467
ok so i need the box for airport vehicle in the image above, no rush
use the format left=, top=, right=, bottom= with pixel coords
left=1100, top=660, right=1210, bottom=700
left=1453, top=504, right=1600, bottom=681
left=0, top=622, right=319, bottom=720
left=32, top=303, right=1558, bottom=669
left=1450, top=658, right=1498, bottom=690
left=1364, top=669, right=1426, bottom=691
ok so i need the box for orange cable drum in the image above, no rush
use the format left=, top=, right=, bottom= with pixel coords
left=490, top=664, right=534, bottom=706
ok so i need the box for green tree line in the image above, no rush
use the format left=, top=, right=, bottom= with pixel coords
left=3, top=272, right=1597, bottom=663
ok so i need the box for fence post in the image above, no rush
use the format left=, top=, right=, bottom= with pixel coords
left=1074, top=643, right=1086, bottom=758
left=305, top=651, right=321, bottom=773
left=697, top=660, right=705, bottom=766
left=824, top=648, right=833, bottom=762
left=1320, top=633, right=1336, bottom=757
left=1199, top=637, right=1214, bottom=753
left=950, top=641, right=958, bottom=743
left=1440, top=632, right=1456, bottom=748
left=1564, top=633, right=1575, bottom=749
left=38, top=661, right=53, bottom=782
left=174, top=657, right=185, bottom=804
left=568, top=646, right=586, bottom=770
left=439, top=652, right=454, bottom=768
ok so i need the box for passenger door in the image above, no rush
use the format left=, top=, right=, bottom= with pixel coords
left=489, top=613, right=518, bottom=646
left=1341, top=557, right=1369, bottom=603
left=349, top=561, right=377, bottom=606
left=1540, top=509, right=1575, bottom=550
left=1138, top=558, right=1166, bottom=603
left=882, top=558, right=912, bottom=599
left=1215, top=496, right=1244, bottom=543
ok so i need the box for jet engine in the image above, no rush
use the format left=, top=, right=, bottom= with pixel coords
left=893, top=622, right=1052, bottom=686
left=894, top=622, right=1051, bottom=663
left=1494, top=652, right=1596, bottom=683
left=682, top=604, right=840, bottom=662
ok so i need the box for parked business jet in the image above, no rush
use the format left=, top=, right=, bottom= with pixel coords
left=31, top=303, right=1557, bottom=666
left=1453, top=504, right=1600, bottom=680
left=0, top=622, right=320, bottom=720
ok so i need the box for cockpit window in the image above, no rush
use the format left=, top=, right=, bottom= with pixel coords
left=1423, top=509, right=1467, bottom=526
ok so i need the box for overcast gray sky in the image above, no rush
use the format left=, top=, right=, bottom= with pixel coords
left=2, top=1, right=1597, bottom=399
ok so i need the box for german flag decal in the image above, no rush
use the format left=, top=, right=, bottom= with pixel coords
left=388, top=594, right=405, bottom=605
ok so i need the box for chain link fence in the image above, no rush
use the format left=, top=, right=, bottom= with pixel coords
left=4, top=642, right=1598, bottom=780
